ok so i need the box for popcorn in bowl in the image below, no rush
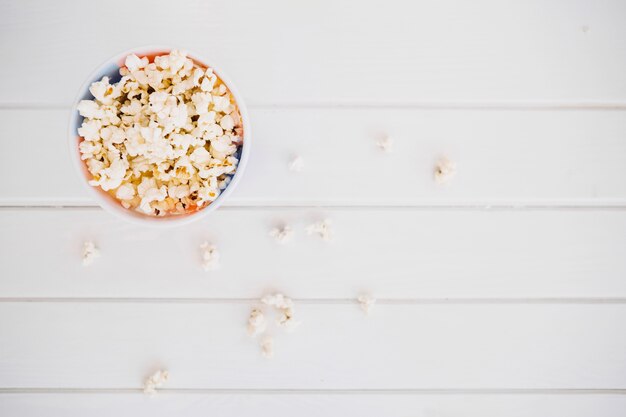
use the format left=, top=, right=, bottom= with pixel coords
left=73, top=49, right=247, bottom=220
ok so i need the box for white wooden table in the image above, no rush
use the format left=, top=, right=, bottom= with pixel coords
left=2, top=0, right=626, bottom=415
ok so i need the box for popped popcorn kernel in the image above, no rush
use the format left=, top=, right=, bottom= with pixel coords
left=115, top=183, right=136, bottom=200
left=261, top=293, right=294, bottom=310
left=200, top=242, right=220, bottom=271
left=82, top=241, right=100, bottom=266
left=219, top=115, right=235, bottom=131
left=269, top=225, right=294, bottom=244
left=288, top=155, right=304, bottom=172
left=76, top=50, right=244, bottom=217
left=77, top=100, right=103, bottom=119
left=143, top=369, right=169, bottom=396
left=357, top=294, right=376, bottom=315
left=261, top=335, right=274, bottom=359
left=434, top=157, right=456, bottom=185
left=276, top=306, right=301, bottom=331
left=377, top=136, right=393, bottom=152
left=306, top=219, right=333, bottom=241
left=247, top=308, right=267, bottom=337
left=125, top=54, right=149, bottom=72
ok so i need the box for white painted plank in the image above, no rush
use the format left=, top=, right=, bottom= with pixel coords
left=2, top=393, right=626, bottom=417
left=1, top=0, right=626, bottom=105
left=2, top=109, right=626, bottom=205
left=1, top=208, right=625, bottom=298
left=0, top=303, right=625, bottom=388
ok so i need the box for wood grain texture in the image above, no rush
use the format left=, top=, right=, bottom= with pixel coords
left=1, top=302, right=625, bottom=389
left=1, top=109, right=626, bottom=206
left=2, top=0, right=626, bottom=414
left=1, top=208, right=625, bottom=298
left=1, top=0, right=626, bottom=105
left=2, top=393, right=626, bottom=417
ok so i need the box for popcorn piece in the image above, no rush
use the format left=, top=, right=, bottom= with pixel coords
left=136, top=176, right=167, bottom=214
left=202, top=123, right=223, bottom=141
left=82, top=241, right=100, bottom=266
left=261, top=293, right=294, bottom=310
left=192, top=92, right=212, bottom=115
left=89, top=76, right=121, bottom=105
left=357, top=294, right=376, bottom=315
left=100, top=126, right=126, bottom=145
left=276, top=306, right=301, bottom=331
left=78, top=119, right=102, bottom=141
left=288, top=155, right=304, bottom=172
left=200, top=69, right=217, bottom=91
left=219, top=115, right=235, bottom=131
left=197, top=186, right=220, bottom=207
left=190, top=146, right=212, bottom=165
left=78, top=140, right=102, bottom=160
left=200, top=242, right=220, bottom=271
left=125, top=54, right=149, bottom=72
left=77, top=100, right=104, bottom=119
left=168, top=184, right=190, bottom=199
left=434, top=157, right=456, bottom=185
left=120, top=99, right=142, bottom=116
left=247, top=308, right=267, bottom=337
left=209, top=135, right=236, bottom=160
left=143, top=369, right=169, bottom=396
left=306, top=219, right=333, bottom=241
left=260, top=335, right=274, bottom=359
left=148, top=91, right=170, bottom=114
left=212, top=95, right=232, bottom=113
left=139, top=186, right=167, bottom=214
left=377, top=136, right=393, bottom=152
left=115, top=183, right=136, bottom=200
left=269, top=225, right=294, bottom=244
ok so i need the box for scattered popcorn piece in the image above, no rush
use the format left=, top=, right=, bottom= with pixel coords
left=357, top=294, right=376, bottom=315
left=306, top=219, right=333, bottom=241
left=143, top=369, right=169, bottom=396
left=82, top=241, right=100, bottom=266
left=276, top=306, right=301, bottom=331
left=377, top=136, right=393, bottom=152
left=434, top=157, right=456, bottom=185
left=260, top=335, right=274, bottom=359
left=288, top=155, right=304, bottom=172
left=200, top=242, right=220, bottom=271
left=269, top=225, right=294, bottom=244
left=261, top=293, right=294, bottom=310
left=247, top=308, right=267, bottom=337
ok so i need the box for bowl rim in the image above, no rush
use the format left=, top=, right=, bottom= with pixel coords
left=68, top=45, right=251, bottom=228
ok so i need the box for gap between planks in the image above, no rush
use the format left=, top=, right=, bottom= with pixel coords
left=1, top=297, right=626, bottom=305
left=1, top=388, right=626, bottom=395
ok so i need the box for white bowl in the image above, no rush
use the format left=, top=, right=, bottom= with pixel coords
left=69, top=46, right=250, bottom=227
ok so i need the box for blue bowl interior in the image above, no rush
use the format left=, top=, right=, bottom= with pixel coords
left=72, top=62, right=122, bottom=138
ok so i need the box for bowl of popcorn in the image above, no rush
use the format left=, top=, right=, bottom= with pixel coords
left=69, top=47, right=250, bottom=226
